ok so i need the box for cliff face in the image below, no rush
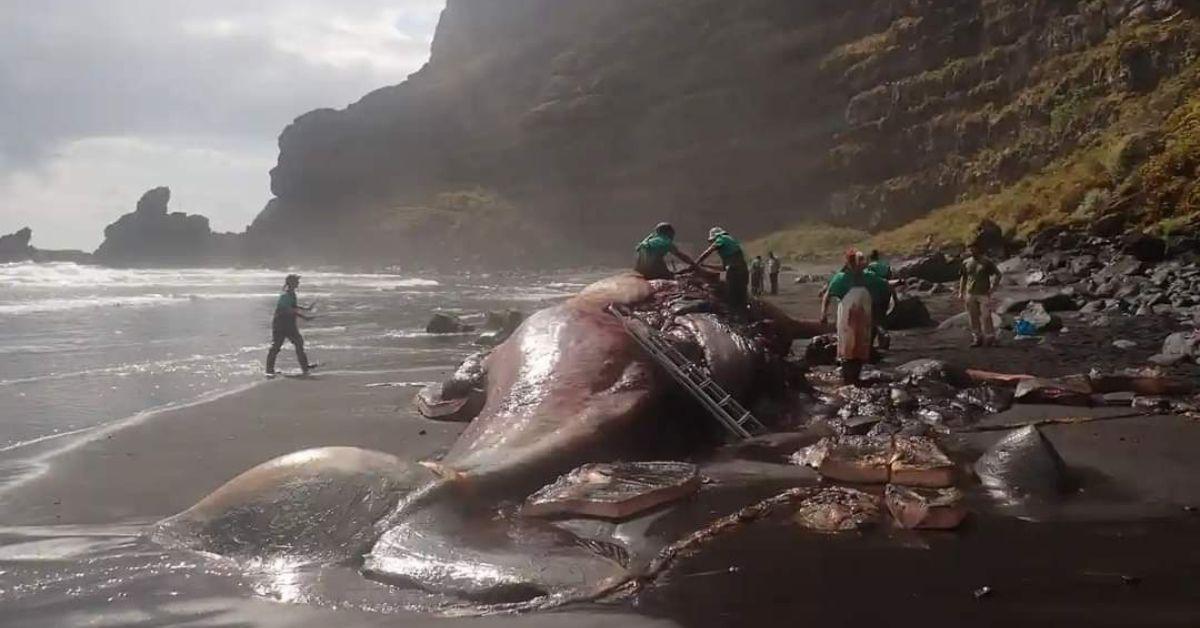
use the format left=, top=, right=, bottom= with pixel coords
left=249, top=0, right=1200, bottom=265
left=95, top=187, right=239, bottom=267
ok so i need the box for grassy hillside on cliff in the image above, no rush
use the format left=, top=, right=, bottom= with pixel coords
left=759, top=10, right=1200, bottom=260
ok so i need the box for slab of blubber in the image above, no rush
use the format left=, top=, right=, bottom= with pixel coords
left=793, top=487, right=882, bottom=532
left=522, top=461, right=700, bottom=520
left=885, top=484, right=968, bottom=530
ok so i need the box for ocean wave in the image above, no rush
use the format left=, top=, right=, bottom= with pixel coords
left=0, top=263, right=440, bottom=291
left=0, top=291, right=308, bottom=315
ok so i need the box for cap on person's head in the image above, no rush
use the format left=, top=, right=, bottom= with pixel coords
left=707, top=227, right=726, bottom=242
left=869, top=249, right=880, bottom=260
left=654, top=222, right=675, bottom=237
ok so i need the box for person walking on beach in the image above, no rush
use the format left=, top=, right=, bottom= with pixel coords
left=749, top=255, right=765, bottom=296
left=634, top=222, right=696, bottom=280
left=693, top=227, right=750, bottom=313
left=767, top=251, right=781, bottom=295
left=958, top=240, right=1003, bottom=347
left=266, top=274, right=316, bottom=375
left=821, top=250, right=889, bottom=384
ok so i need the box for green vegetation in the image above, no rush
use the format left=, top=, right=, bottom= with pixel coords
left=746, top=223, right=870, bottom=261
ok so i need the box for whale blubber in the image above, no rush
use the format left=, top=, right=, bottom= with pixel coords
left=792, top=435, right=956, bottom=488
left=792, top=487, right=881, bottom=532
left=522, top=461, right=700, bottom=520
left=890, top=435, right=956, bottom=488
left=792, top=436, right=891, bottom=484
left=885, top=485, right=967, bottom=530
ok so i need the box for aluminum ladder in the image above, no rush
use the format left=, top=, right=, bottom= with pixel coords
left=609, top=305, right=766, bottom=440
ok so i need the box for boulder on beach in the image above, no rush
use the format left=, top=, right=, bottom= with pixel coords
left=1122, top=232, right=1168, bottom=263
left=425, top=312, right=474, bottom=334
left=997, top=290, right=1078, bottom=314
left=1150, top=330, right=1200, bottom=365
left=893, top=253, right=960, bottom=284
left=475, top=309, right=525, bottom=346
left=886, top=297, right=934, bottom=329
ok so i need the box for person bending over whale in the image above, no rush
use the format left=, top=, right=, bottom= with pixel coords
left=693, top=227, right=750, bottom=312
left=266, top=273, right=316, bottom=376
left=633, top=222, right=697, bottom=280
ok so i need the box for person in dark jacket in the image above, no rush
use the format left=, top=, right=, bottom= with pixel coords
left=266, top=274, right=316, bottom=375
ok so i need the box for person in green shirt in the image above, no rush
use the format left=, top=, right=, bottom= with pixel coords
left=266, top=274, right=316, bottom=375
left=820, top=250, right=890, bottom=383
left=958, top=240, right=1003, bottom=347
left=694, top=227, right=750, bottom=312
left=866, top=250, right=891, bottom=280
left=634, top=222, right=696, bottom=280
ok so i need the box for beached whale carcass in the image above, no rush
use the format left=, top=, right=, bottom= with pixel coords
left=153, top=272, right=814, bottom=604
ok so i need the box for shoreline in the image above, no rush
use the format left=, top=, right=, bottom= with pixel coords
left=0, top=369, right=463, bottom=527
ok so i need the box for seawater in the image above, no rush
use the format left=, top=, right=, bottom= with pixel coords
left=0, top=262, right=594, bottom=461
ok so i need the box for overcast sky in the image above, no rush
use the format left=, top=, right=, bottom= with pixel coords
left=0, top=0, right=445, bottom=251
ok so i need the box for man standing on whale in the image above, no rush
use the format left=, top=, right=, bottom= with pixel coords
left=266, top=273, right=316, bottom=376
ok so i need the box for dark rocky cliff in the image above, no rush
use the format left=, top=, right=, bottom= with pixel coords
left=248, top=0, right=1200, bottom=265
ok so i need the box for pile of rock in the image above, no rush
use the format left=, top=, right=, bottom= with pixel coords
left=998, top=230, right=1200, bottom=321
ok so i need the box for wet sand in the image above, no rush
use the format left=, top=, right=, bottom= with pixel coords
left=0, top=370, right=466, bottom=526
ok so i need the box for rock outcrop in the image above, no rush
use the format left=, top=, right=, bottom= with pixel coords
left=0, top=227, right=93, bottom=264
left=94, top=187, right=240, bottom=266
left=241, top=0, right=1200, bottom=266
left=0, top=227, right=35, bottom=263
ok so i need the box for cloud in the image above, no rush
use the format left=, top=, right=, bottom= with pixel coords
left=0, top=0, right=444, bottom=250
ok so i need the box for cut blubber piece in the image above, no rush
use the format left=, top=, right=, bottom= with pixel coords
left=885, top=484, right=968, bottom=530
left=522, top=461, right=700, bottom=520
left=793, top=487, right=882, bottom=532
left=792, top=435, right=956, bottom=487
left=790, top=436, right=892, bottom=484
left=890, top=435, right=957, bottom=488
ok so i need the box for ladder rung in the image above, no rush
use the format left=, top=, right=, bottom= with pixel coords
left=610, top=306, right=764, bottom=440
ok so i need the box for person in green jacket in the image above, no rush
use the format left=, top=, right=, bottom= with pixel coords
left=634, top=222, right=696, bottom=280
left=694, top=227, right=750, bottom=312
left=266, top=274, right=316, bottom=375
left=866, top=250, right=891, bottom=280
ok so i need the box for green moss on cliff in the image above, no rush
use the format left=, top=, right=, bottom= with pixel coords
left=746, top=223, right=869, bottom=261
